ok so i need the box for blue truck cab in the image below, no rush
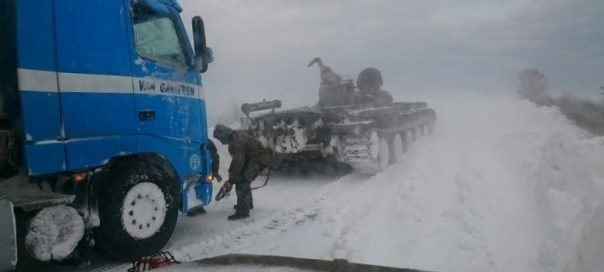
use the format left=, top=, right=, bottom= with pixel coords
left=0, top=0, right=214, bottom=266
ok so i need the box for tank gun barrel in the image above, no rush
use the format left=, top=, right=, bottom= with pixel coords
left=241, top=100, right=282, bottom=115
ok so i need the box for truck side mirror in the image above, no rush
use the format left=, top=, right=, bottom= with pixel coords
left=192, top=16, right=212, bottom=73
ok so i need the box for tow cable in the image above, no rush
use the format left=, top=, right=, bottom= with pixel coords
left=214, top=168, right=273, bottom=201
left=214, top=169, right=271, bottom=201
left=251, top=168, right=272, bottom=190
left=252, top=152, right=278, bottom=191
left=215, top=155, right=275, bottom=201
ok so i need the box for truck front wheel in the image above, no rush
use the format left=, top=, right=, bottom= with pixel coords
left=95, top=159, right=180, bottom=261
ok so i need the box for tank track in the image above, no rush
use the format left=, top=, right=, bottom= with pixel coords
left=339, top=123, right=433, bottom=175
left=339, top=133, right=382, bottom=175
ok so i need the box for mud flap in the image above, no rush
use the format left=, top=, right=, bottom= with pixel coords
left=0, top=199, right=17, bottom=272
left=181, top=181, right=212, bottom=213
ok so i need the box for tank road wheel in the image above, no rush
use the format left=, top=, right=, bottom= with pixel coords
left=95, top=159, right=180, bottom=261
left=381, top=135, right=392, bottom=168
left=393, top=133, right=404, bottom=159
left=368, top=131, right=380, bottom=163
left=428, top=123, right=435, bottom=134
left=369, top=131, right=390, bottom=171
left=401, top=131, right=409, bottom=153
left=385, top=134, right=397, bottom=165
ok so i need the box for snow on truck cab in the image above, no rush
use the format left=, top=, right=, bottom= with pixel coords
left=0, top=0, right=214, bottom=268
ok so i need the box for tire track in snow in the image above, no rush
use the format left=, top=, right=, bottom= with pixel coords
left=324, top=173, right=388, bottom=259
left=446, top=156, right=497, bottom=272
left=319, top=135, right=438, bottom=266
left=171, top=175, right=368, bottom=262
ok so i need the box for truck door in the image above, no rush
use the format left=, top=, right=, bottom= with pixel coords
left=129, top=3, right=205, bottom=144
left=53, top=0, right=138, bottom=171
left=14, top=0, right=66, bottom=175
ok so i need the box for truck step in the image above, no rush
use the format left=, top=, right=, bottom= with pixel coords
left=0, top=175, right=74, bottom=211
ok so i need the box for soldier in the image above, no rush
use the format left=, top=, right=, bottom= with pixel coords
left=356, top=67, right=393, bottom=104
left=213, top=124, right=273, bottom=220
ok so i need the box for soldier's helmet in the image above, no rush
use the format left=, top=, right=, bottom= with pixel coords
left=213, top=124, right=233, bottom=144
left=357, top=68, right=383, bottom=95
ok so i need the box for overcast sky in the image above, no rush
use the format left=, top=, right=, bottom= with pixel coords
left=180, top=0, right=604, bottom=108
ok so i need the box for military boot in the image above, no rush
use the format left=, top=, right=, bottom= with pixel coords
left=228, top=212, right=249, bottom=221
left=233, top=204, right=254, bottom=210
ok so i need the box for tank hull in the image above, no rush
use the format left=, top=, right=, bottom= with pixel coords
left=241, top=100, right=436, bottom=175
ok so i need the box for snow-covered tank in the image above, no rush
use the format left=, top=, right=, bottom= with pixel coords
left=239, top=81, right=436, bottom=175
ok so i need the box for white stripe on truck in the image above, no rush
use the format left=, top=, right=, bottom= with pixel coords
left=59, top=72, right=133, bottom=94
left=16, top=68, right=205, bottom=100
left=18, top=69, right=59, bottom=92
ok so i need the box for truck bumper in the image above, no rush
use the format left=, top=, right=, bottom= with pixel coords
left=0, top=199, right=17, bottom=272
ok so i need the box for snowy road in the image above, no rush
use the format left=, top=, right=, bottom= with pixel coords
left=88, top=94, right=604, bottom=272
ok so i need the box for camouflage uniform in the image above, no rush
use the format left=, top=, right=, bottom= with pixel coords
left=213, top=124, right=272, bottom=218
left=373, top=89, right=394, bottom=104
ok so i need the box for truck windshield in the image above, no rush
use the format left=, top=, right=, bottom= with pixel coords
left=132, top=6, right=186, bottom=67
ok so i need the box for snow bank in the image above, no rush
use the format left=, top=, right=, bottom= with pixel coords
left=523, top=108, right=604, bottom=272
left=426, top=94, right=604, bottom=272
left=417, top=94, right=604, bottom=272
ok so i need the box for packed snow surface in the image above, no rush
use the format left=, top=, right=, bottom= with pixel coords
left=102, top=93, right=604, bottom=272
